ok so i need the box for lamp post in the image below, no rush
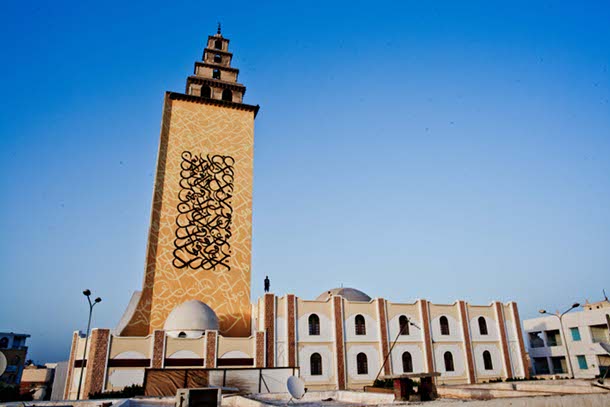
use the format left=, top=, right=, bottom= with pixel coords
left=539, top=303, right=580, bottom=379
left=76, top=289, right=102, bottom=400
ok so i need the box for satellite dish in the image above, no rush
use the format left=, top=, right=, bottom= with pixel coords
left=600, top=342, right=610, bottom=355
left=287, top=376, right=306, bottom=401
left=0, top=352, right=6, bottom=376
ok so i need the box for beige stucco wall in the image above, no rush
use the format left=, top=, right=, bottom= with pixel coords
left=428, top=303, right=460, bottom=320
left=123, top=98, right=256, bottom=338
left=218, top=336, right=254, bottom=358
left=108, top=335, right=151, bottom=359
left=296, top=299, right=333, bottom=320
left=386, top=302, right=419, bottom=320
left=343, top=301, right=377, bottom=319
left=165, top=337, right=205, bottom=358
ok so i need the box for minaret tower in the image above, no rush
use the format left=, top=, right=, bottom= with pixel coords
left=119, top=27, right=259, bottom=337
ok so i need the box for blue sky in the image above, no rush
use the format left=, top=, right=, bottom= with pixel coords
left=1, top=1, right=609, bottom=363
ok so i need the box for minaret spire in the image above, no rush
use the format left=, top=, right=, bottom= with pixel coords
left=184, top=27, right=249, bottom=105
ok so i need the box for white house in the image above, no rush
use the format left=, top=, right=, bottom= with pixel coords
left=524, top=300, right=610, bottom=379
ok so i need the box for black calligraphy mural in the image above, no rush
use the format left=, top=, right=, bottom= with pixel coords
left=173, top=151, right=234, bottom=271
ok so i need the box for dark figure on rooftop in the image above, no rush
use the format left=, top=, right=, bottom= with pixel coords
left=264, top=276, right=270, bottom=293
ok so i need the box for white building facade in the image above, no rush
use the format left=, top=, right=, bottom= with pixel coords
left=65, top=288, right=529, bottom=399
left=524, top=300, right=610, bottom=379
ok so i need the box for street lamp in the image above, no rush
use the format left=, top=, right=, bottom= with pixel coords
left=539, top=302, right=580, bottom=379
left=76, top=289, right=102, bottom=400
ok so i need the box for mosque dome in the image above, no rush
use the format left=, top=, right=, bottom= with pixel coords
left=316, top=287, right=372, bottom=302
left=164, top=300, right=219, bottom=338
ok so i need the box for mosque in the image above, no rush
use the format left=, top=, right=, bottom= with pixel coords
left=63, top=29, right=529, bottom=400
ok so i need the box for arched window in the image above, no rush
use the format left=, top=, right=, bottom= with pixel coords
left=310, top=353, right=322, bottom=376
left=444, top=351, right=454, bottom=372
left=308, top=314, right=320, bottom=336
left=399, top=315, right=410, bottom=335
left=483, top=350, right=493, bottom=370
left=355, top=314, right=366, bottom=335
left=200, top=85, right=211, bottom=98
left=402, top=351, right=413, bottom=373
left=178, top=332, right=187, bottom=338
left=222, top=89, right=233, bottom=102
left=478, top=317, right=488, bottom=335
left=214, top=39, right=223, bottom=50
left=356, top=352, right=368, bottom=374
left=213, top=69, right=221, bottom=80
left=0, top=337, right=8, bottom=348
left=214, top=54, right=222, bottom=63
left=440, top=316, right=450, bottom=335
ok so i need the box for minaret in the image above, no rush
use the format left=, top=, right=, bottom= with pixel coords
left=119, top=28, right=259, bottom=337
left=185, top=24, right=248, bottom=104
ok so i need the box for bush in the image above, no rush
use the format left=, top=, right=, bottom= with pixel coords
left=0, top=383, right=33, bottom=402
left=372, top=378, right=394, bottom=389
left=89, top=384, right=144, bottom=399
left=506, top=376, right=543, bottom=382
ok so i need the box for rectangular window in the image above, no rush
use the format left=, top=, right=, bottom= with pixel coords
left=591, top=324, right=610, bottom=343
left=577, top=355, right=588, bottom=370
left=545, top=329, right=562, bottom=347
left=570, top=327, right=581, bottom=341
left=550, top=356, right=567, bottom=374
left=529, top=332, right=545, bottom=348
left=533, top=357, right=550, bottom=374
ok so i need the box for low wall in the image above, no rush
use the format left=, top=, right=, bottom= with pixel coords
left=434, top=393, right=610, bottom=407
left=253, top=390, right=395, bottom=405
left=439, top=379, right=608, bottom=399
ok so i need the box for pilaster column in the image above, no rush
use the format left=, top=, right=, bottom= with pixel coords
left=83, top=329, right=110, bottom=399
left=151, top=330, right=165, bottom=368
left=255, top=331, right=266, bottom=367
left=509, top=302, right=530, bottom=378
left=494, top=301, right=513, bottom=379
left=287, top=294, right=297, bottom=367
left=418, top=299, right=434, bottom=373
left=205, top=330, right=218, bottom=368
left=64, top=331, right=79, bottom=399
left=264, top=293, right=276, bottom=367
left=376, top=298, right=391, bottom=376
left=457, top=301, right=476, bottom=384
left=333, top=296, right=346, bottom=390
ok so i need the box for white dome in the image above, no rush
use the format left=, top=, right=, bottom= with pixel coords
left=164, top=300, right=219, bottom=338
left=316, top=287, right=372, bottom=302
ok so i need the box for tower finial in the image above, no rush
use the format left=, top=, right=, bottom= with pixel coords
left=217, top=22, right=221, bottom=35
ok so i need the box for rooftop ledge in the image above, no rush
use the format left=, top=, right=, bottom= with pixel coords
left=167, top=91, right=260, bottom=118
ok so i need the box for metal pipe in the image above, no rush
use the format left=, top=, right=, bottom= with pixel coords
left=374, top=317, right=421, bottom=382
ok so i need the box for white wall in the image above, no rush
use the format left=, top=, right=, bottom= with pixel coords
left=346, top=345, right=380, bottom=381
left=473, top=344, right=503, bottom=377
left=389, top=344, right=425, bottom=374
left=434, top=344, right=465, bottom=377
left=524, top=305, right=610, bottom=379
left=469, top=316, right=499, bottom=341
left=344, top=313, right=379, bottom=342
left=297, top=313, right=333, bottom=343
left=298, top=346, right=334, bottom=383
left=431, top=315, right=462, bottom=342
left=108, top=369, right=145, bottom=388
left=388, top=314, right=423, bottom=342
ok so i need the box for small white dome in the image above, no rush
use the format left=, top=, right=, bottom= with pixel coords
left=164, top=300, right=219, bottom=338
left=316, top=287, right=372, bottom=302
